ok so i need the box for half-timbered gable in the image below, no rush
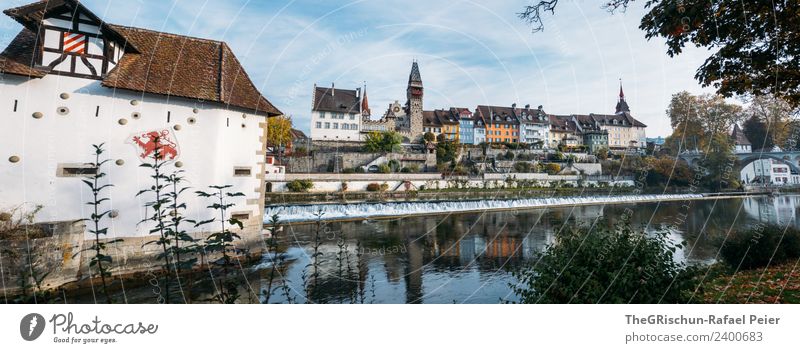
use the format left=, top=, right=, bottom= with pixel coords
left=4, top=0, right=131, bottom=79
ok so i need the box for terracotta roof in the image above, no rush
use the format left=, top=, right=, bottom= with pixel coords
left=422, top=110, right=440, bottom=127
left=592, top=112, right=646, bottom=128
left=0, top=28, right=45, bottom=78
left=1, top=1, right=281, bottom=116
left=549, top=115, right=577, bottom=133
left=312, top=86, right=360, bottom=114
left=475, top=105, right=519, bottom=125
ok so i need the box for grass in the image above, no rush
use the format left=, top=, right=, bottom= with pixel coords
left=701, top=261, right=800, bottom=303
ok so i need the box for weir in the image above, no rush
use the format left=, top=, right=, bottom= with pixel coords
left=263, top=193, right=706, bottom=223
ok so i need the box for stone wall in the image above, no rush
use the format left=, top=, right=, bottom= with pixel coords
left=1, top=219, right=266, bottom=296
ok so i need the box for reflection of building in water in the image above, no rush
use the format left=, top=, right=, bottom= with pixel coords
left=743, top=196, right=799, bottom=226
left=740, top=159, right=800, bottom=185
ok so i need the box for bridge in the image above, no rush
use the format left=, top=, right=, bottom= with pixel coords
left=679, top=150, right=800, bottom=174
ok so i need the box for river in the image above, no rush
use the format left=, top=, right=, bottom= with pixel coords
left=67, top=194, right=800, bottom=303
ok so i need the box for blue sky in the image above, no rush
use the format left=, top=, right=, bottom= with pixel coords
left=0, top=0, right=717, bottom=137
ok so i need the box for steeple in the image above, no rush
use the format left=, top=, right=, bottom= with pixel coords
left=615, top=80, right=630, bottom=114
left=409, top=60, right=422, bottom=86
left=361, top=82, right=371, bottom=118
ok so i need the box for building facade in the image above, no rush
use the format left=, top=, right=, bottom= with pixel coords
left=454, top=108, right=474, bottom=144
left=573, top=115, right=609, bottom=154
left=475, top=105, right=520, bottom=143
left=310, top=84, right=363, bottom=141
left=731, top=124, right=752, bottom=153
left=594, top=84, right=647, bottom=150
left=517, top=104, right=549, bottom=148
left=741, top=159, right=795, bottom=185
left=0, top=0, right=281, bottom=239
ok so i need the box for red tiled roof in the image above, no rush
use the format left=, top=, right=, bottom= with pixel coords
left=1, top=1, right=281, bottom=116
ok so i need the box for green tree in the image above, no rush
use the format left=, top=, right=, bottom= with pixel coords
left=746, top=95, right=796, bottom=149
left=512, top=221, right=697, bottom=303
left=436, top=139, right=459, bottom=164
left=742, top=114, right=771, bottom=151
left=702, top=133, right=738, bottom=191
left=423, top=132, right=436, bottom=142
left=519, top=1, right=800, bottom=108
left=364, top=131, right=403, bottom=153
left=667, top=92, right=742, bottom=151
left=267, top=115, right=293, bottom=161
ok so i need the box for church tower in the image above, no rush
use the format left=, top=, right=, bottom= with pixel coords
left=406, top=61, right=424, bottom=139
left=615, top=81, right=630, bottom=114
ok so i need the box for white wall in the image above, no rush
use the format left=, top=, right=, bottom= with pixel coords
left=1, top=74, right=267, bottom=239
left=310, top=110, right=361, bottom=141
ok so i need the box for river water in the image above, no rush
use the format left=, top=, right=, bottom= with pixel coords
left=69, top=194, right=800, bottom=303
left=253, top=194, right=800, bottom=304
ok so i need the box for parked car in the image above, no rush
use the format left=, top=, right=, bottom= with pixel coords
left=367, top=165, right=380, bottom=173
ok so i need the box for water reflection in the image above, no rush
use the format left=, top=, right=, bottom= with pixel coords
left=71, top=195, right=800, bottom=303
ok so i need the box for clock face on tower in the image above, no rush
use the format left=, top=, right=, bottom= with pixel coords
left=393, top=107, right=401, bottom=113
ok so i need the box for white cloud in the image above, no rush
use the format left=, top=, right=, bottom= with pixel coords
left=0, top=0, right=717, bottom=136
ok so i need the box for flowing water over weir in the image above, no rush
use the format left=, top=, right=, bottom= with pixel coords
left=264, top=194, right=706, bottom=223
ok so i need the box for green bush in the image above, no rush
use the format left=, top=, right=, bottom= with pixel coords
left=400, top=167, right=411, bottom=173
left=378, top=164, right=391, bottom=173
left=341, top=167, right=355, bottom=174
left=720, top=225, right=800, bottom=270
left=544, top=163, right=561, bottom=175
left=387, top=159, right=401, bottom=172
left=366, top=183, right=381, bottom=192
left=513, top=162, right=531, bottom=173
left=286, top=179, right=313, bottom=192
left=512, top=222, right=697, bottom=303
left=355, top=166, right=365, bottom=173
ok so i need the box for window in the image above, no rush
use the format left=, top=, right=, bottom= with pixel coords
left=231, top=212, right=250, bottom=221
left=349, top=113, right=355, bottom=120
left=325, top=122, right=330, bottom=129
left=319, top=112, right=326, bottom=119
left=316, top=122, right=322, bottom=128
left=333, top=123, right=339, bottom=129
left=57, top=163, right=98, bottom=177
left=234, top=167, right=252, bottom=177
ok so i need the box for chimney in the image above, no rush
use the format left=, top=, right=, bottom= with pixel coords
left=538, top=105, right=543, bottom=110
left=524, top=104, right=530, bottom=109
left=512, top=103, right=517, bottom=109
left=331, top=82, right=335, bottom=97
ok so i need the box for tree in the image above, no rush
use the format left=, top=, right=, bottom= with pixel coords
left=364, top=131, right=403, bottom=153
left=512, top=221, right=698, bottom=304
left=423, top=132, right=436, bottom=142
left=667, top=92, right=742, bottom=151
left=644, top=156, right=692, bottom=187
left=742, top=115, right=771, bottom=151
left=436, top=139, right=459, bottom=164
left=267, top=115, right=292, bottom=154
left=519, top=1, right=800, bottom=109
left=702, top=133, right=738, bottom=191
left=746, top=95, right=796, bottom=149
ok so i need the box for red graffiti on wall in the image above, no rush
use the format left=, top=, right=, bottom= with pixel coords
left=131, top=130, right=179, bottom=161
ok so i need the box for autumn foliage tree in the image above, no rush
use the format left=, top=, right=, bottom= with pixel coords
left=267, top=115, right=293, bottom=161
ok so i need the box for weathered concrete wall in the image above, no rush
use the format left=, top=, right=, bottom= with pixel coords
left=269, top=173, right=633, bottom=192
left=1, top=219, right=266, bottom=296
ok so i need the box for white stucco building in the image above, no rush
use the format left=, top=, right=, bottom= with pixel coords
left=0, top=0, right=282, bottom=239
left=740, top=159, right=796, bottom=185
left=310, top=83, right=364, bottom=141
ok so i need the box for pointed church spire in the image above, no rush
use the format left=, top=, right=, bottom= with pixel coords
left=409, top=60, right=422, bottom=85
left=361, top=82, right=371, bottom=117
left=615, top=79, right=630, bottom=114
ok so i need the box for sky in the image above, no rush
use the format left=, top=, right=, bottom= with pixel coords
left=0, top=0, right=719, bottom=137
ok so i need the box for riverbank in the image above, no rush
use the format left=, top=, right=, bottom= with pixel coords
left=701, top=261, right=800, bottom=303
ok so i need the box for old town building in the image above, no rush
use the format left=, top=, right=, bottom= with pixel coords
left=0, top=0, right=282, bottom=239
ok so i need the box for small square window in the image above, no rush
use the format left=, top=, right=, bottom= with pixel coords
left=234, top=167, right=252, bottom=177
